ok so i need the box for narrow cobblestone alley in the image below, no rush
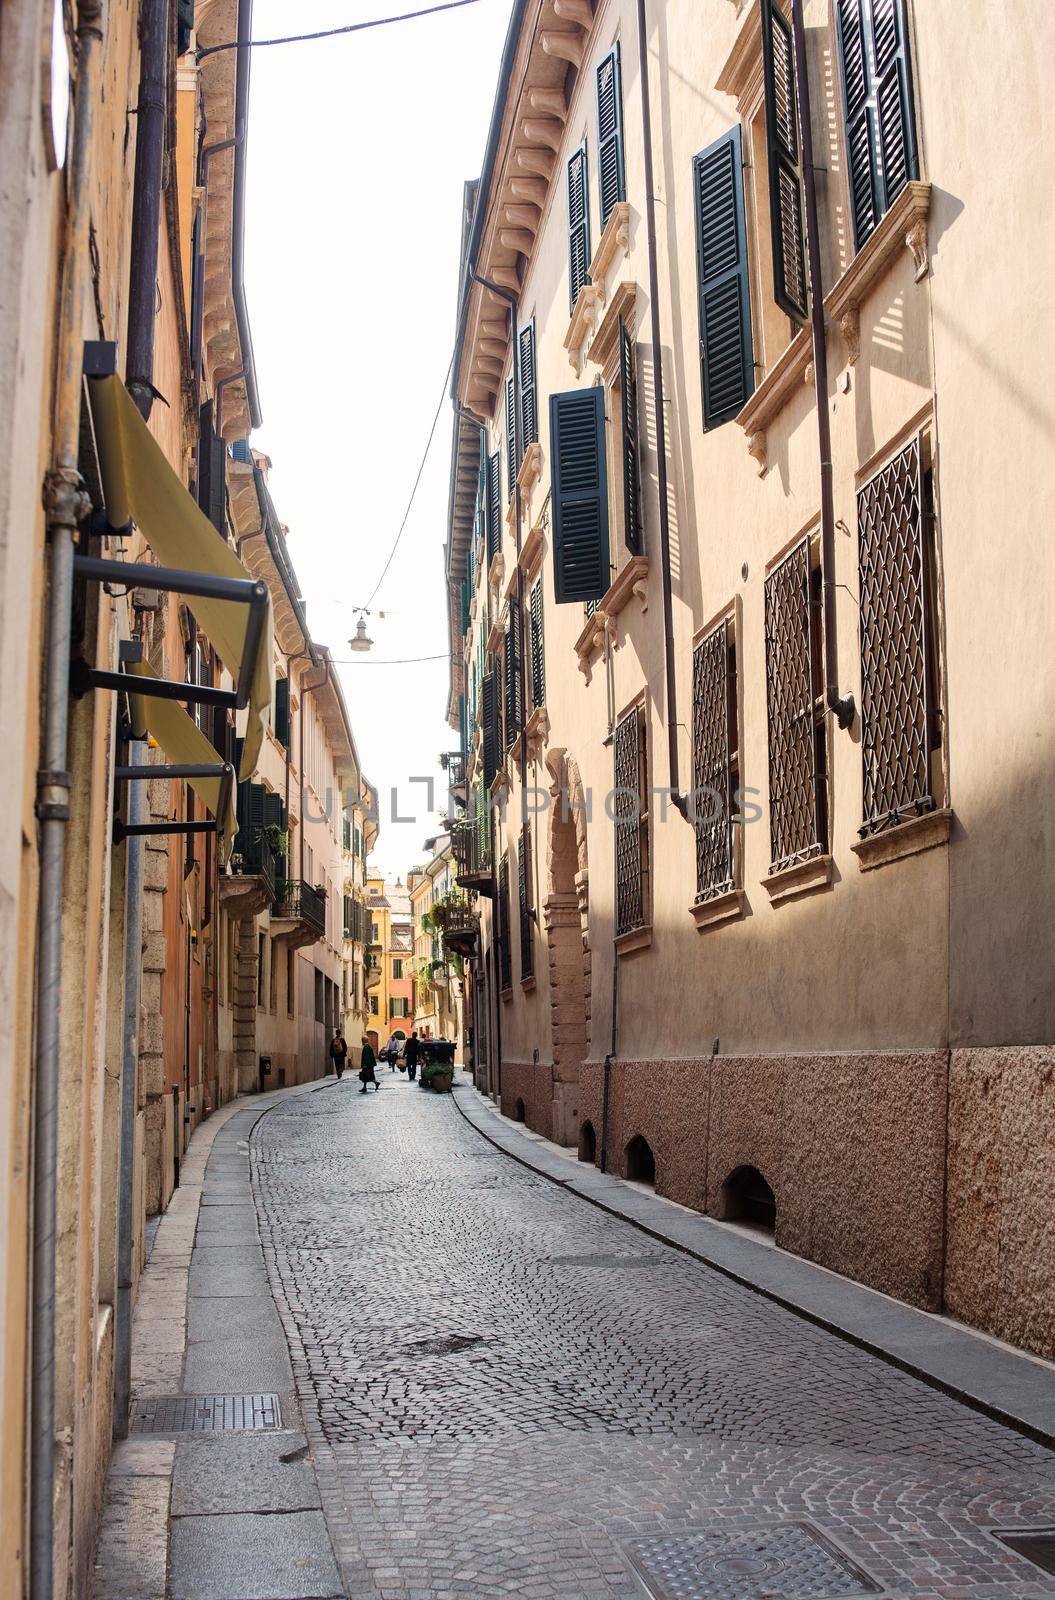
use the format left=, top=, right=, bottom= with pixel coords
left=244, top=1076, right=1055, bottom=1600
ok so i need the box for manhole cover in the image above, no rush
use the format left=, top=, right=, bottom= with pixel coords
left=129, top=1394, right=282, bottom=1434
left=993, top=1529, right=1055, bottom=1577
left=404, top=1334, right=487, bottom=1356
left=624, top=1524, right=879, bottom=1599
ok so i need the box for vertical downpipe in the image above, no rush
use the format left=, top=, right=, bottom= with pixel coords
left=113, top=743, right=145, bottom=1440
left=33, top=3, right=106, bottom=1594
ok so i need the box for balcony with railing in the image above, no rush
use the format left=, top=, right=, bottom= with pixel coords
left=366, top=946, right=383, bottom=988
left=272, top=880, right=327, bottom=949
left=441, top=893, right=478, bottom=956
left=221, top=832, right=278, bottom=918
left=451, top=811, right=492, bottom=894
left=441, top=749, right=468, bottom=814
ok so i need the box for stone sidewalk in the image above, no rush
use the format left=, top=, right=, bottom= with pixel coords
left=92, top=1079, right=344, bottom=1600
left=452, top=1078, right=1055, bottom=1449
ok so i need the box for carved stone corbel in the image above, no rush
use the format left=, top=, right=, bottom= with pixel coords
left=545, top=746, right=568, bottom=801
left=838, top=307, right=861, bottom=366
left=540, top=30, right=584, bottom=67
left=906, top=218, right=929, bottom=281
left=747, top=431, right=767, bottom=474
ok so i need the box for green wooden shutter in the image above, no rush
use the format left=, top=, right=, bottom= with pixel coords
left=835, top=0, right=918, bottom=252
left=760, top=0, right=808, bottom=323
left=197, top=401, right=227, bottom=534
left=549, top=387, right=610, bottom=604
left=597, top=45, right=626, bottom=229
left=618, top=318, right=642, bottom=554
left=274, top=675, right=290, bottom=748
left=528, top=576, right=545, bottom=710
left=693, top=126, right=755, bottom=429
left=518, top=321, right=537, bottom=448
left=567, top=145, right=591, bottom=312
left=505, top=375, right=518, bottom=495
left=482, top=669, right=499, bottom=788
left=485, top=450, right=501, bottom=563
left=504, top=598, right=522, bottom=752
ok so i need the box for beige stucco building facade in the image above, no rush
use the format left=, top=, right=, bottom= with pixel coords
left=446, top=0, right=1055, bottom=1358
left=409, top=846, right=465, bottom=1044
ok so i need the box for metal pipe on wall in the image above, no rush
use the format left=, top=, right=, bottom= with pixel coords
left=33, top=3, right=107, bottom=1592
left=112, top=741, right=145, bottom=1440
left=790, top=0, right=855, bottom=729
left=636, top=0, right=689, bottom=818
left=125, top=0, right=171, bottom=420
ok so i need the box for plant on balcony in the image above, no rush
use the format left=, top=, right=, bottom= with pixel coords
left=253, top=823, right=288, bottom=855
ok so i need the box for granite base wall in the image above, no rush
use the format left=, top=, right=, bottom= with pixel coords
left=945, top=1045, right=1055, bottom=1360
left=499, top=1060, right=555, bottom=1143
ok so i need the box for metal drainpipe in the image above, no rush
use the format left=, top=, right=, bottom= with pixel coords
left=33, top=4, right=106, bottom=1593
left=113, top=739, right=145, bottom=1441
left=114, top=0, right=173, bottom=1442
left=790, top=0, right=855, bottom=728
left=636, top=0, right=689, bottom=819
left=125, top=0, right=171, bottom=420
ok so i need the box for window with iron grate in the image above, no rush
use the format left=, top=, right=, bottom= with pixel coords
left=764, top=538, right=829, bottom=873
left=614, top=703, right=649, bottom=937
left=692, top=614, right=740, bottom=902
left=519, top=825, right=534, bottom=981
left=858, top=434, right=943, bottom=836
left=497, top=852, right=513, bottom=992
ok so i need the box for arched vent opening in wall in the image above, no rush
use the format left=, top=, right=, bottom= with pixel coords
left=722, top=1165, right=776, bottom=1233
left=625, top=1134, right=656, bottom=1186
left=514, top=1098, right=526, bottom=1123
left=578, top=1120, right=596, bottom=1164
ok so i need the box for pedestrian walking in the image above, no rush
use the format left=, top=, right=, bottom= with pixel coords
left=358, top=1038, right=379, bottom=1093
left=404, top=1031, right=419, bottom=1082
left=329, top=1028, right=349, bottom=1080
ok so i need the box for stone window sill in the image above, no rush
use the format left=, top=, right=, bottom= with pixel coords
left=516, top=441, right=543, bottom=498
left=520, top=973, right=537, bottom=993
left=736, top=180, right=932, bottom=474
left=852, top=806, right=952, bottom=872
left=518, top=521, right=543, bottom=579
left=573, top=556, right=649, bottom=681
left=763, top=853, right=833, bottom=904
left=690, top=886, right=745, bottom=930
left=615, top=924, right=652, bottom=957
left=500, top=985, right=513, bottom=1003
left=588, top=282, right=637, bottom=376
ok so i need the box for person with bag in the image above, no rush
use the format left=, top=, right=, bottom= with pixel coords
left=329, top=1028, right=349, bottom=1080
left=358, top=1038, right=379, bottom=1093
left=404, top=1031, right=420, bottom=1082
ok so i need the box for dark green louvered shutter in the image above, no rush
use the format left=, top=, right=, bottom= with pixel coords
left=274, top=676, right=290, bottom=748
left=835, top=0, right=918, bottom=253
left=550, top=387, right=610, bottom=604
left=485, top=450, right=501, bottom=563
left=518, top=322, right=537, bottom=448
left=197, top=401, right=227, bottom=534
left=597, top=45, right=626, bottom=228
left=505, top=375, right=518, bottom=495
left=618, top=318, right=642, bottom=554
left=693, top=126, right=755, bottom=429
left=760, top=0, right=808, bottom=323
left=262, top=790, right=285, bottom=831
left=460, top=579, right=470, bottom=637
left=528, top=577, right=545, bottom=710
left=504, top=599, right=522, bottom=752
left=567, top=146, right=591, bottom=312
left=482, top=670, right=500, bottom=788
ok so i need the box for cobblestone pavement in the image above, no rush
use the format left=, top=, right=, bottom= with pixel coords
left=251, top=1077, right=1055, bottom=1600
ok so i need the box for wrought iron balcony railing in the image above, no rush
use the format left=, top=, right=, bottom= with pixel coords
left=274, top=880, right=326, bottom=938
left=230, top=833, right=277, bottom=899
left=442, top=893, right=478, bottom=955
left=451, top=812, right=491, bottom=889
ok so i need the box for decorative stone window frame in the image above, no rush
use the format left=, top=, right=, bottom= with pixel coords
left=587, top=281, right=637, bottom=375
left=573, top=556, right=649, bottom=682
left=565, top=283, right=603, bottom=375
left=516, top=441, right=544, bottom=498
left=588, top=200, right=631, bottom=296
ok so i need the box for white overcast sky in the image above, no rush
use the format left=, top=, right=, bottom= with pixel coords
left=243, top=0, right=511, bottom=878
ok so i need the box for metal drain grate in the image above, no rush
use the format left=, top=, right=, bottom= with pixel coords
left=993, top=1529, right=1055, bottom=1577
left=129, top=1393, right=282, bottom=1434
left=624, top=1524, right=879, bottom=1600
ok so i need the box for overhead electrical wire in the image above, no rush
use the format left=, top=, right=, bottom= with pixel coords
left=196, top=0, right=481, bottom=59
left=330, top=653, right=448, bottom=666
left=361, top=347, right=456, bottom=610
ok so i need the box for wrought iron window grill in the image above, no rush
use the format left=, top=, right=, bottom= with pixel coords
left=692, top=616, right=737, bottom=902
left=497, top=853, right=513, bottom=992
left=764, top=539, right=827, bottom=873
left=858, top=435, right=936, bottom=836
left=519, top=825, right=534, bottom=980
left=614, top=704, right=647, bottom=936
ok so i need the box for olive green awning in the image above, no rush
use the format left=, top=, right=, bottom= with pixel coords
left=126, top=661, right=239, bottom=861
left=87, top=373, right=273, bottom=780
